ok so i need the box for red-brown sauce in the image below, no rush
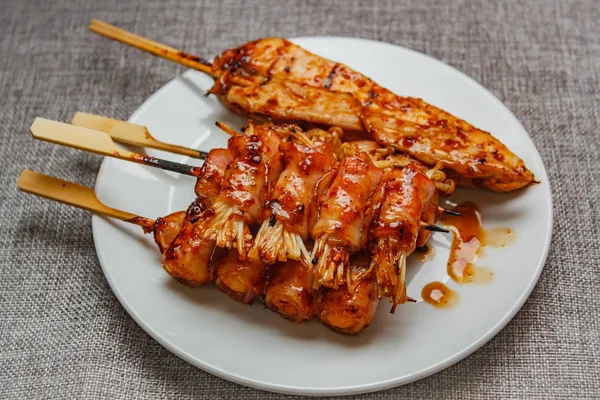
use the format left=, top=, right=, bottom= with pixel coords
left=439, top=202, right=514, bottom=285
left=421, top=281, right=459, bottom=308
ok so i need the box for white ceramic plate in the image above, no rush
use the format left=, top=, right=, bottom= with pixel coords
left=92, top=37, right=552, bottom=396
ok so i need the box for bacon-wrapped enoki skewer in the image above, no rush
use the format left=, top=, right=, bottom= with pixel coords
left=250, top=140, right=335, bottom=264
left=365, top=164, right=437, bottom=312
left=194, top=148, right=233, bottom=205
left=195, top=124, right=283, bottom=259
left=353, top=148, right=453, bottom=255
left=311, top=152, right=382, bottom=289
left=153, top=211, right=186, bottom=254
left=15, top=170, right=212, bottom=286
left=317, top=253, right=379, bottom=335
left=161, top=199, right=216, bottom=286
left=374, top=153, right=456, bottom=229
left=210, top=248, right=270, bottom=304
left=264, top=259, right=318, bottom=323
left=162, top=148, right=233, bottom=286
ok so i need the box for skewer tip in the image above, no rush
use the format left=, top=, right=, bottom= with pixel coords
left=440, top=207, right=462, bottom=217
left=421, top=223, right=450, bottom=233
left=215, top=121, right=240, bottom=136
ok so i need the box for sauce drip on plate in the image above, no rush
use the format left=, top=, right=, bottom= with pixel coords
left=421, top=282, right=459, bottom=308
left=439, top=202, right=514, bottom=284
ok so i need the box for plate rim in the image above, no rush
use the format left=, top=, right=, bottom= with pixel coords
left=92, top=35, right=553, bottom=396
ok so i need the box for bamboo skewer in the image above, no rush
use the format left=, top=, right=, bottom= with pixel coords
left=89, top=20, right=215, bottom=77
left=17, top=170, right=155, bottom=231
left=215, top=121, right=240, bottom=137
left=30, top=118, right=202, bottom=177
left=30, top=118, right=452, bottom=233
left=420, top=222, right=449, bottom=233
left=439, top=207, right=461, bottom=217
left=32, top=116, right=456, bottom=231
left=17, top=169, right=450, bottom=234
left=71, top=112, right=208, bottom=159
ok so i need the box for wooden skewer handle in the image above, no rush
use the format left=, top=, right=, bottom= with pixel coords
left=88, top=19, right=215, bottom=77
left=72, top=112, right=206, bottom=159
left=31, top=117, right=134, bottom=158
left=17, top=170, right=154, bottom=229
left=30, top=118, right=202, bottom=177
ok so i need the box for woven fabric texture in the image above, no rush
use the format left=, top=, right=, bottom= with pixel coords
left=1, top=0, right=599, bottom=398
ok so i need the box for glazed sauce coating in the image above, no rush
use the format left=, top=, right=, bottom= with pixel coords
left=221, top=76, right=363, bottom=134
left=217, top=130, right=282, bottom=222
left=368, top=165, right=435, bottom=251
left=318, top=254, right=379, bottom=335
left=194, top=148, right=232, bottom=204
left=153, top=211, right=186, bottom=254
left=365, top=164, right=437, bottom=310
left=213, top=38, right=534, bottom=192
left=255, top=125, right=285, bottom=196
left=265, top=260, right=317, bottom=323
left=210, top=248, right=269, bottom=304
left=162, top=200, right=214, bottom=287
left=217, top=135, right=267, bottom=220
left=268, top=141, right=334, bottom=238
left=311, top=153, right=382, bottom=250
left=212, top=38, right=284, bottom=77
